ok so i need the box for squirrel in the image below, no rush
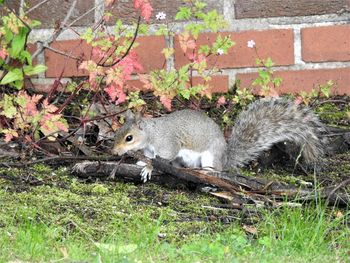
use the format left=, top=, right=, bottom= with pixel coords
left=112, top=97, right=328, bottom=182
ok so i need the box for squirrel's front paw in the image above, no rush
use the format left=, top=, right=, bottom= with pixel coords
left=140, top=165, right=153, bottom=183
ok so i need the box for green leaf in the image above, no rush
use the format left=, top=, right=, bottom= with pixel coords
left=273, top=77, right=283, bottom=87
left=81, top=28, right=94, bottom=43
left=4, top=28, right=13, bottom=44
left=194, top=1, right=207, bottom=10
left=265, top=57, right=274, bottom=68
left=20, top=50, right=32, bottom=65
left=0, top=68, right=24, bottom=85
left=175, top=7, right=192, bottom=20
left=30, top=20, right=41, bottom=28
left=138, top=24, right=149, bottom=35
left=13, top=79, right=24, bottom=89
left=23, top=64, right=47, bottom=76
left=9, top=27, right=28, bottom=58
left=199, top=45, right=210, bottom=56
left=155, top=25, right=168, bottom=36
left=203, top=10, right=227, bottom=32
left=0, top=94, right=16, bottom=118
left=185, top=23, right=205, bottom=38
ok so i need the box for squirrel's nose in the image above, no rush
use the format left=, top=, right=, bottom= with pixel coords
left=111, top=145, right=125, bottom=156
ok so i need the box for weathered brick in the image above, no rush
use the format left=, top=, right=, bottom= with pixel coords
left=302, top=25, right=350, bottom=62
left=106, top=0, right=224, bottom=25
left=0, top=1, right=21, bottom=16
left=27, top=43, right=38, bottom=66
left=25, top=0, right=95, bottom=28
left=45, top=39, right=90, bottom=77
left=234, top=0, right=350, bottom=19
left=44, top=36, right=166, bottom=78
left=237, top=68, right=350, bottom=95
left=192, top=75, right=229, bottom=93
left=126, top=75, right=229, bottom=93
left=174, top=29, right=294, bottom=69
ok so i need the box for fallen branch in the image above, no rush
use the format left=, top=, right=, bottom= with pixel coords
left=71, top=155, right=350, bottom=206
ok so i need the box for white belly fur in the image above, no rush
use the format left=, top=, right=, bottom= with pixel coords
left=177, top=149, right=214, bottom=168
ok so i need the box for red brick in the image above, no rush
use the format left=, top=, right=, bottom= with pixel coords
left=192, top=75, right=229, bottom=93
left=44, top=36, right=167, bottom=78
left=45, top=39, right=90, bottom=78
left=135, top=36, right=167, bottom=72
left=126, top=75, right=229, bottom=93
left=237, top=68, right=350, bottom=95
left=174, top=29, right=294, bottom=69
left=27, top=43, right=38, bottom=65
left=302, top=25, right=350, bottom=62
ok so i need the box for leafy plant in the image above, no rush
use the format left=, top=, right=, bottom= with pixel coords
left=296, top=80, right=334, bottom=105
left=253, top=57, right=282, bottom=97
left=0, top=6, right=68, bottom=143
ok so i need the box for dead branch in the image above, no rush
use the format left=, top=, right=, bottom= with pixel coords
left=25, top=0, right=52, bottom=14
left=71, top=155, right=350, bottom=206
left=32, top=0, right=78, bottom=60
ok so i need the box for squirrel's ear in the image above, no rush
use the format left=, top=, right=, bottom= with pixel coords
left=123, top=109, right=135, bottom=123
left=134, top=112, right=143, bottom=127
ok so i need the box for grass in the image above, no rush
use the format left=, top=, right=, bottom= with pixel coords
left=0, top=164, right=349, bottom=262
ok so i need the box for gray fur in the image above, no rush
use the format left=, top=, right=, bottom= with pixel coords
left=113, top=110, right=227, bottom=170
left=225, top=98, right=328, bottom=169
left=113, top=98, right=327, bottom=172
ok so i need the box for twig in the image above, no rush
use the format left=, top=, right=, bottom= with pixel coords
left=32, top=0, right=78, bottom=60
left=38, top=43, right=82, bottom=61
left=25, top=0, right=52, bottom=14
left=325, top=177, right=350, bottom=204
left=100, top=16, right=141, bottom=67
left=67, top=2, right=104, bottom=28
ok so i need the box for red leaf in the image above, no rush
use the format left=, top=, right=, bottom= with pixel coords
left=17, top=91, right=42, bottom=116
left=160, top=95, right=172, bottom=111
left=0, top=49, right=8, bottom=60
left=216, top=96, right=226, bottom=107
left=104, top=83, right=127, bottom=104
left=118, top=51, right=143, bottom=80
left=179, top=32, right=196, bottom=53
left=134, top=0, right=153, bottom=21
left=294, top=96, right=303, bottom=105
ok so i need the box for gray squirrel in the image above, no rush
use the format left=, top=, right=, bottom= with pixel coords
left=112, top=97, right=328, bottom=182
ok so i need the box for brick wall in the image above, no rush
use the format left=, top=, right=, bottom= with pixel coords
left=14, top=0, right=350, bottom=94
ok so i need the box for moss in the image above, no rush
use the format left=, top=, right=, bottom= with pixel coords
left=316, top=102, right=350, bottom=125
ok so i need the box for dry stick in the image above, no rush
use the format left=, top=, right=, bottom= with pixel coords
left=325, top=177, right=350, bottom=204
left=25, top=0, right=52, bottom=14
left=40, top=45, right=82, bottom=61
left=129, top=151, right=243, bottom=194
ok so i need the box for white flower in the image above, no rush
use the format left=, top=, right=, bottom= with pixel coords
left=217, top=48, right=224, bottom=55
left=156, top=12, right=166, bottom=20
left=247, top=40, right=256, bottom=48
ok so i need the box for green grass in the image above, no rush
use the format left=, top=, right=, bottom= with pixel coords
left=0, top=165, right=349, bottom=262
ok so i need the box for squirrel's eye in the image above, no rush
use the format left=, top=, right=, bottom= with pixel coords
left=125, top=135, right=133, bottom=142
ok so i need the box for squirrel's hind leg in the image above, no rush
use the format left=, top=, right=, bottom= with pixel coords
left=200, top=151, right=215, bottom=170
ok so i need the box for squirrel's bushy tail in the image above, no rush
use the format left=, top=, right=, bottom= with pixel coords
left=225, top=98, right=328, bottom=169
